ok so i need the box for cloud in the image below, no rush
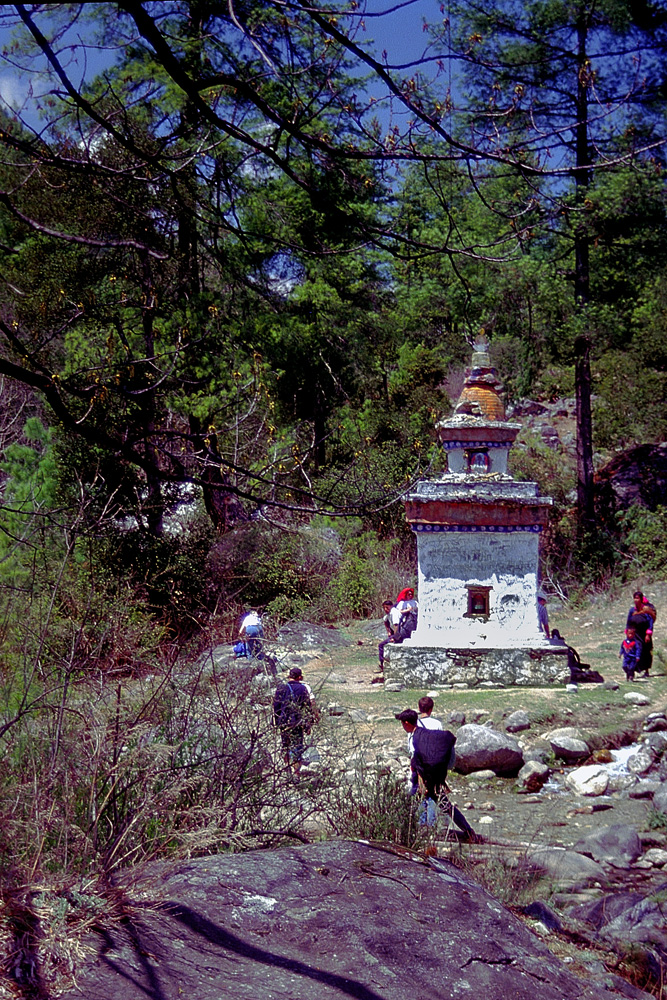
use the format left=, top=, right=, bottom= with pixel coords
left=0, top=72, right=28, bottom=111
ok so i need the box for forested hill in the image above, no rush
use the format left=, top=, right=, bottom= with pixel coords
left=0, top=1, right=665, bottom=634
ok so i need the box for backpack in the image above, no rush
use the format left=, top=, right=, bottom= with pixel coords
left=272, top=680, right=309, bottom=729
left=412, top=728, right=457, bottom=794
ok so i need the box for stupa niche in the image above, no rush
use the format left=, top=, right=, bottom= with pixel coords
left=386, top=336, right=568, bottom=688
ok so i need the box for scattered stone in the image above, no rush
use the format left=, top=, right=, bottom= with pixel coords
left=506, top=710, right=531, bottom=733
left=452, top=724, right=524, bottom=777
left=467, top=770, right=496, bottom=781
left=602, top=680, right=620, bottom=691
left=327, top=703, right=345, bottom=716
left=642, top=848, right=667, bottom=867
left=517, top=760, right=551, bottom=793
left=607, top=772, right=638, bottom=793
left=565, top=765, right=610, bottom=797
left=565, top=682, right=579, bottom=693
left=384, top=682, right=405, bottom=692
left=624, top=692, right=651, bottom=706
left=573, top=825, right=642, bottom=867
left=325, top=672, right=347, bottom=684
left=426, top=690, right=440, bottom=699
left=348, top=708, right=368, bottom=723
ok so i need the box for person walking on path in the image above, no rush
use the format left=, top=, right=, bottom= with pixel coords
left=272, top=667, right=320, bottom=779
left=395, top=709, right=476, bottom=839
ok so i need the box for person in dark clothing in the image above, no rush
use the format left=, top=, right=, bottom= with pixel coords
left=395, top=709, right=476, bottom=839
left=273, top=667, right=319, bottom=777
left=626, top=590, right=656, bottom=676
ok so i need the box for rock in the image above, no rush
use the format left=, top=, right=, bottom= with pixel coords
left=573, top=825, right=642, bottom=867
left=384, top=682, right=405, bottom=692
left=565, top=765, right=610, bottom=797
left=468, top=769, right=496, bottom=781
left=626, top=749, right=654, bottom=776
left=517, top=760, right=551, bottom=793
left=642, top=848, right=667, bottom=866
left=629, top=780, right=661, bottom=799
left=54, top=840, right=640, bottom=1000
left=607, top=772, right=638, bottom=793
left=448, top=711, right=466, bottom=726
left=326, top=703, right=345, bottom=716
left=326, top=672, right=348, bottom=684
left=452, top=724, right=524, bottom=777
left=602, top=680, right=620, bottom=691
left=426, top=690, right=440, bottom=698
left=647, top=732, right=667, bottom=754
left=506, top=710, right=531, bottom=733
left=551, top=736, right=590, bottom=764
left=277, top=621, right=351, bottom=649
left=624, top=692, right=651, bottom=706
left=348, top=709, right=368, bottom=723
left=527, top=847, right=607, bottom=887
left=644, top=714, right=667, bottom=732
left=592, top=749, right=613, bottom=763
left=652, top=783, right=667, bottom=815
left=520, top=900, right=563, bottom=931
left=565, top=682, right=579, bottom=693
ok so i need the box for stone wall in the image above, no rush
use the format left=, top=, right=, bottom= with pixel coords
left=386, top=643, right=569, bottom=688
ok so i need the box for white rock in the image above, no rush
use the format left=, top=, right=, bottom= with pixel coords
left=642, top=848, right=667, bottom=867
left=565, top=765, right=610, bottom=797
left=624, top=692, right=651, bottom=706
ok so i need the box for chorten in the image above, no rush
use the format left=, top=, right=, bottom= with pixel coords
left=386, top=336, right=567, bottom=687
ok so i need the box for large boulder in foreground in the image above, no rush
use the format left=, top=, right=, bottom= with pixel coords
left=57, top=840, right=646, bottom=1000
left=453, top=724, right=524, bottom=776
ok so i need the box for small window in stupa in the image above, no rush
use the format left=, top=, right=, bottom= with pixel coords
left=465, top=449, right=490, bottom=473
left=465, top=585, right=492, bottom=617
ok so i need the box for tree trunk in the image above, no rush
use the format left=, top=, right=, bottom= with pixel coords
left=573, top=10, right=595, bottom=530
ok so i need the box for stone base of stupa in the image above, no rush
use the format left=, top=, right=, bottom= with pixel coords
left=385, top=642, right=569, bottom=688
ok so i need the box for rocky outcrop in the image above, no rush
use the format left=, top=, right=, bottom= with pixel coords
left=56, top=840, right=647, bottom=1000
left=595, top=441, right=667, bottom=514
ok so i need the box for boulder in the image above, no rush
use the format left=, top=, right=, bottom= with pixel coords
left=527, top=848, right=607, bottom=887
left=643, top=848, right=667, bottom=867
left=53, top=840, right=640, bottom=1000
left=506, top=710, right=531, bottom=733
left=626, top=749, right=654, bottom=776
left=565, top=765, right=610, bottom=797
left=573, top=825, right=642, bottom=868
left=517, top=760, right=551, bottom=793
left=652, top=783, right=667, bottom=815
left=629, top=780, right=661, bottom=799
left=453, top=724, right=524, bottom=777
left=448, top=710, right=466, bottom=726
left=551, top=736, right=590, bottom=764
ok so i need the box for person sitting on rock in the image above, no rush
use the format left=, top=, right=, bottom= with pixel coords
left=537, top=590, right=550, bottom=639
left=619, top=625, right=643, bottom=682
left=396, top=587, right=418, bottom=639
left=378, top=599, right=402, bottom=671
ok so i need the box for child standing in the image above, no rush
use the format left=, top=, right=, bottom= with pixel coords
left=619, top=625, right=643, bottom=682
